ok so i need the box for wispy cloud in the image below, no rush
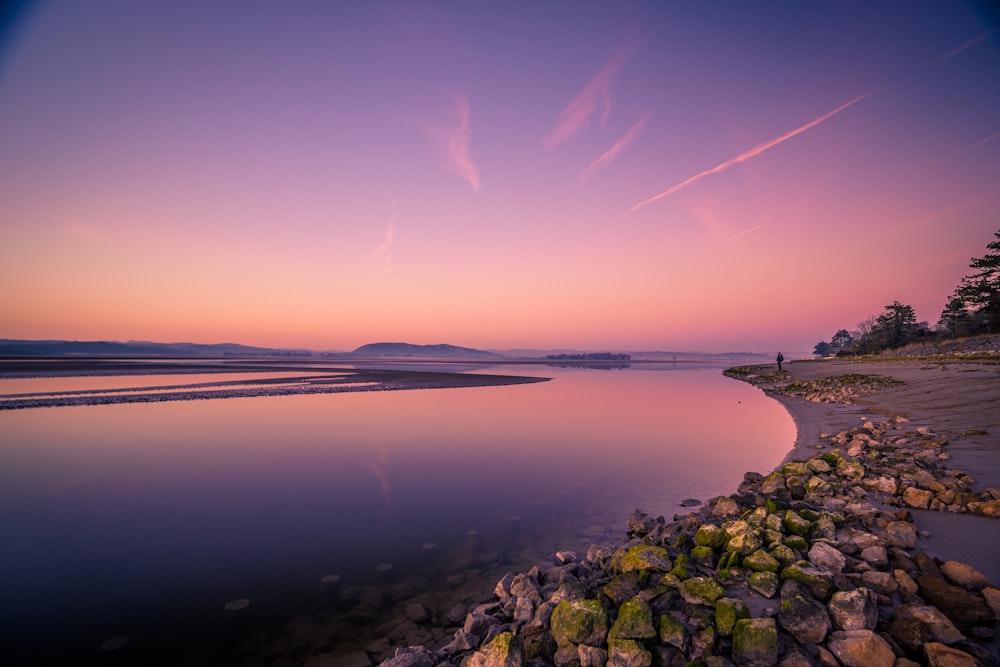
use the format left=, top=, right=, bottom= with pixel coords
left=941, top=27, right=998, bottom=60
left=628, top=92, right=872, bottom=215
left=728, top=224, right=767, bottom=242
left=958, top=131, right=1000, bottom=153
left=545, top=45, right=629, bottom=149
left=444, top=92, right=481, bottom=192
left=371, top=209, right=396, bottom=271
left=580, top=111, right=652, bottom=183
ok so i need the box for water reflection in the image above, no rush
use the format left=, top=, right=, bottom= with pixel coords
left=0, top=363, right=793, bottom=664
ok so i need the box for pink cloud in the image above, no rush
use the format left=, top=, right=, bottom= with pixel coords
left=628, top=92, right=872, bottom=214
left=444, top=92, right=481, bottom=192
left=371, top=209, right=396, bottom=271
left=580, top=111, right=651, bottom=183
left=545, top=45, right=629, bottom=149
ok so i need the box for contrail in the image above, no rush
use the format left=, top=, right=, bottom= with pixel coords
left=627, top=92, right=872, bottom=215
left=446, top=93, right=481, bottom=192
left=580, top=111, right=652, bottom=183
left=728, top=224, right=767, bottom=241
left=941, top=27, right=998, bottom=60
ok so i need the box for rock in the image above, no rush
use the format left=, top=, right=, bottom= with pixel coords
left=902, top=487, right=933, bottom=509
left=607, top=639, right=652, bottom=667
left=550, top=599, right=609, bottom=647
left=465, top=614, right=496, bottom=638
left=778, top=595, right=831, bottom=644
left=917, top=575, right=996, bottom=630
left=405, top=603, right=431, bottom=624
left=826, top=629, right=895, bottom=667
left=677, top=576, right=725, bottom=606
left=893, top=604, right=965, bottom=644
left=715, top=597, right=750, bottom=637
left=884, top=521, right=917, bottom=548
left=712, top=496, right=741, bottom=518
left=859, top=545, right=889, bottom=568
left=967, top=499, right=1000, bottom=517
left=609, top=597, right=656, bottom=641
left=982, top=587, right=1000, bottom=618
left=743, top=549, right=780, bottom=573
left=658, top=612, right=687, bottom=651
left=783, top=510, right=812, bottom=537
left=577, top=644, right=608, bottom=667
left=722, top=520, right=763, bottom=555
left=940, top=561, right=992, bottom=591
left=466, top=632, right=524, bottom=667
left=781, top=562, right=836, bottom=600
left=627, top=510, right=660, bottom=536
left=732, top=618, right=778, bottom=667
left=616, top=545, right=672, bottom=573
left=604, top=572, right=643, bottom=607
left=378, top=647, right=434, bottom=667
left=748, top=571, right=779, bottom=598
left=695, top=524, right=726, bottom=548
left=923, top=642, right=979, bottom=667
left=827, top=588, right=877, bottom=631
left=807, top=542, right=846, bottom=573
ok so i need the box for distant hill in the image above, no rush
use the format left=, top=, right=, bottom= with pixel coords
left=351, top=342, right=501, bottom=358
left=0, top=339, right=314, bottom=357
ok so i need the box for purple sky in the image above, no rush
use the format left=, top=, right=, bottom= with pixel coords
left=1, top=1, right=998, bottom=355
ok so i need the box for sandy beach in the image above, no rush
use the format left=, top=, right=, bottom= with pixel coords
left=763, top=357, right=1000, bottom=590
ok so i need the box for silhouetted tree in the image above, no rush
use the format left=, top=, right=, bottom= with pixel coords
left=943, top=229, right=1000, bottom=335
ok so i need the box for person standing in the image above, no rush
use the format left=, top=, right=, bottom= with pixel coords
left=776, top=352, right=784, bottom=371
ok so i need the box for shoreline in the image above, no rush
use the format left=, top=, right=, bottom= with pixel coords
left=359, top=355, right=1000, bottom=667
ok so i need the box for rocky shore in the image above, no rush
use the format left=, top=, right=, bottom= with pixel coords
left=341, top=357, right=1000, bottom=667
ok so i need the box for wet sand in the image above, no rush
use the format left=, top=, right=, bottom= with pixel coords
left=764, top=358, right=1000, bottom=586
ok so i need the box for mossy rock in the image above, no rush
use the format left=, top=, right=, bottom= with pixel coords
left=732, top=618, right=778, bottom=666
left=836, top=460, right=865, bottom=480
left=694, top=524, right=725, bottom=548
left=748, top=571, right=779, bottom=598
left=804, top=476, right=834, bottom=495
left=745, top=508, right=769, bottom=527
left=820, top=451, right=841, bottom=466
left=781, top=461, right=810, bottom=477
left=715, top=597, right=750, bottom=637
left=609, top=596, right=656, bottom=641
left=760, top=470, right=786, bottom=494
left=677, top=576, right=725, bottom=606
left=658, top=612, right=687, bottom=650
left=797, top=508, right=822, bottom=521
left=551, top=599, right=609, bottom=647
left=616, top=544, right=673, bottom=574
left=771, top=544, right=798, bottom=564
left=783, top=510, right=812, bottom=537
left=604, top=571, right=643, bottom=607
left=781, top=561, right=836, bottom=601
left=690, top=545, right=716, bottom=568
left=467, top=631, right=525, bottom=667
left=784, top=535, right=809, bottom=553
left=607, top=639, right=651, bottom=667
left=668, top=553, right=692, bottom=580
left=743, top=548, right=780, bottom=573
left=764, top=513, right=783, bottom=533
left=722, top=520, right=763, bottom=555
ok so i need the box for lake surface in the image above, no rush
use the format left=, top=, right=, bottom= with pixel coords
left=0, top=362, right=794, bottom=665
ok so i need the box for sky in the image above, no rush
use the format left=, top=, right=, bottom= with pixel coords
left=1, top=1, right=998, bottom=356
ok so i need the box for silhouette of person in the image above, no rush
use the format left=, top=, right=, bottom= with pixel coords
left=776, top=352, right=784, bottom=371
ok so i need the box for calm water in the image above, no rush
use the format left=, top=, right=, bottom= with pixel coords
left=0, top=363, right=794, bottom=664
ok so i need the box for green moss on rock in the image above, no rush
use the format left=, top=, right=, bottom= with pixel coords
left=715, top=597, right=750, bottom=637
left=732, top=618, right=778, bottom=667
left=616, top=544, right=673, bottom=574
left=743, top=548, right=780, bottom=573
left=678, top=576, right=725, bottom=606
left=551, top=599, right=609, bottom=647
left=609, top=596, right=656, bottom=641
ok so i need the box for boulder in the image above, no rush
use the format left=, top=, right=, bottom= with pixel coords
left=893, top=604, right=964, bottom=644
left=827, top=588, right=877, bottom=631
left=616, top=545, right=672, bottom=573
left=657, top=612, right=687, bottom=651
left=715, top=597, right=750, bottom=637
left=743, top=549, right=780, bottom=573
left=917, top=575, right=996, bottom=630
left=677, top=577, right=725, bottom=606
left=778, top=595, right=831, bottom=644
left=550, top=599, right=609, bottom=647
left=577, top=644, right=608, bottom=667
left=826, top=629, right=895, bottom=667
left=923, top=642, right=979, bottom=667
left=609, top=597, right=656, bottom=641
left=607, top=639, right=652, bottom=667
left=939, top=561, right=992, bottom=591
left=465, top=633, right=525, bottom=667
left=732, top=618, right=778, bottom=667
left=807, top=542, right=846, bottom=573
left=781, top=562, right=836, bottom=601
left=748, top=571, right=779, bottom=598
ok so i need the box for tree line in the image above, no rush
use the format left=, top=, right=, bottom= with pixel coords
left=814, top=229, right=1000, bottom=357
